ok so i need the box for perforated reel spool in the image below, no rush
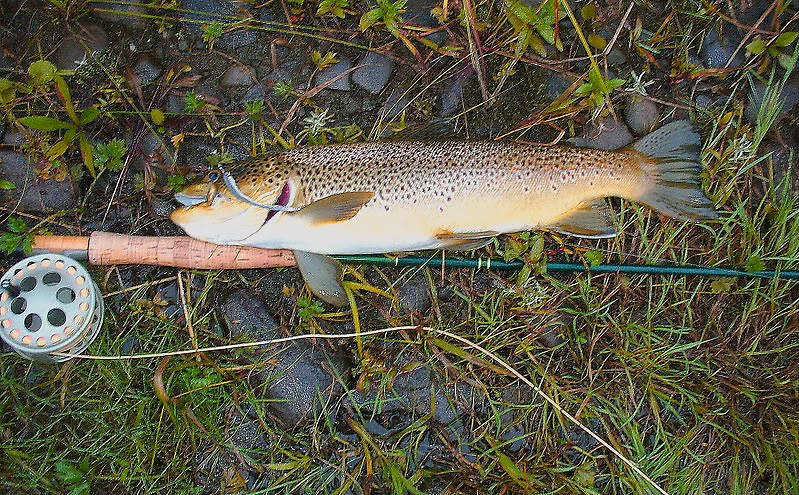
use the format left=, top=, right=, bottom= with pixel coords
left=0, top=254, right=104, bottom=362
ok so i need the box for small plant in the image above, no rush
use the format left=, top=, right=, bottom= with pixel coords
left=574, top=66, right=625, bottom=111
left=746, top=31, right=799, bottom=71
left=0, top=217, right=34, bottom=255
left=360, top=0, right=407, bottom=37
left=244, top=99, right=265, bottom=121
left=206, top=151, right=234, bottom=168
left=94, top=138, right=128, bottom=172
left=297, top=296, right=325, bottom=325
left=16, top=64, right=100, bottom=176
left=201, top=22, right=224, bottom=50
left=184, top=90, right=205, bottom=112
left=55, top=458, right=93, bottom=495
left=505, top=0, right=562, bottom=57
left=272, top=80, right=295, bottom=100
left=317, top=0, right=349, bottom=18
left=167, top=174, right=187, bottom=192
left=311, top=50, right=339, bottom=70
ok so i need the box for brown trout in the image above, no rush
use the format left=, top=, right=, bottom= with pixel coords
left=171, top=120, right=717, bottom=305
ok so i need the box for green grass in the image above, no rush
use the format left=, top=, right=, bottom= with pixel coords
left=2, top=0, right=799, bottom=493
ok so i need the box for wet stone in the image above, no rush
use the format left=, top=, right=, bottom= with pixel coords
left=545, top=73, right=574, bottom=101
left=399, top=276, right=431, bottom=314
left=701, top=26, right=745, bottom=69
left=314, top=57, right=353, bottom=91
left=228, top=406, right=268, bottom=453
left=437, top=69, right=473, bottom=118
left=181, top=0, right=257, bottom=51
left=91, top=1, right=150, bottom=29
left=571, top=117, right=634, bottom=150
left=405, top=0, right=447, bottom=44
left=624, top=95, right=659, bottom=136
left=240, top=83, right=266, bottom=104
left=745, top=76, right=799, bottom=123
left=132, top=53, right=162, bottom=86
left=54, top=24, right=108, bottom=71
left=221, top=290, right=351, bottom=427
left=221, top=64, right=256, bottom=88
left=352, top=51, right=394, bottom=94
left=0, top=152, right=75, bottom=211
left=380, top=88, right=412, bottom=122
left=121, top=335, right=138, bottom=354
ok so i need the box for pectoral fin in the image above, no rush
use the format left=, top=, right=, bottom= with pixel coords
left=297, top=192, right=374, bottom=224
left=546, top=200, right=617, bottom=239
left=293, top=250, right=348, bottom=306
left=436, top=230, right=498, bottom=251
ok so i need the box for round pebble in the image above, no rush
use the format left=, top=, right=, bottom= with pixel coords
left=573, top=117, right=634, bottom=150
left=624, top=95, right=660, bottom=136
left=220, top=64, right=256, bottom=88
left=133, top=53, right=162, bottom=86
left=54, top=24, right=108, bottom=70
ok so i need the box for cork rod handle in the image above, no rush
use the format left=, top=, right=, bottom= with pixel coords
left=33, top=233, right=297, bottom=269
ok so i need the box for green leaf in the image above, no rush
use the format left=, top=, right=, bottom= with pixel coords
left=79, top=132, right=96, bottom=177
left=745, top=254, right=765, bottom=273
left=774, top=31, right=798, bottom=48
left=503, top=237, right=528, bottom=262
left=0, top=78, right=17, bottom=104
left=55, top=75, right=78, bottom=124
left=581, top=3, right=596, bottom=20
left=0, top=179, right=15, bottom=190
left=79, top=107, right=100, bottom=125
left=527, top=234, right=544, bottom=263
left=151, top=108, right=165, bottom=125
left=56, top=461, right=84, bottom=485
left=574, top=82, right=594, bottom=97
left=17, top=115, right=74, bottom=131
left=588, top=33, right=606, bottom=50
left=508, top=0, right=538, bottom=25
left=47, top=128, right=77, bottom=160
left=28, top=60, right=57, bottom=84
left=0, top=232, right=23, bottom=254
left=7, top=216, right=27, bottom=233
left=497, top=451, right=525, bottom=481
left=605, top=78, right=626, bottom=90
left=360, top=9, right=382, bottom=31
left=68, top=483, right=91, bottom=495
left=746, top=38, right=767, bottom=55
left=584, top=249, right=603, bottom=266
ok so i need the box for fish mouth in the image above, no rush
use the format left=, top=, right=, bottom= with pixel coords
left=263, top=181, right=293, bottom=224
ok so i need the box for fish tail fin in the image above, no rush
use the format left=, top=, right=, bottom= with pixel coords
left=629, top=120, right=718, bottom=221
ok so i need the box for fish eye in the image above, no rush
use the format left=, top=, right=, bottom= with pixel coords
left=207, top=171, right=220, bottom=182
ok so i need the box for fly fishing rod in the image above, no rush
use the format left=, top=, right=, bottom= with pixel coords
left=28, top=233, right=799, bottom=280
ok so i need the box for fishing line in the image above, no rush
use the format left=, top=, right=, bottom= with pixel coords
left=217, top=166, right=301, bottom=212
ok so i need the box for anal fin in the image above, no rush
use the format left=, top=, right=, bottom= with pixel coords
left=546, top=200, right=617, bottom=239
left=436, top=230, right=498, bottom=251
left=293, top=250, right=348, bottom=306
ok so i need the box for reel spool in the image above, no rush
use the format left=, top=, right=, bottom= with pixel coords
left=0, top=254, right=104, bottom=362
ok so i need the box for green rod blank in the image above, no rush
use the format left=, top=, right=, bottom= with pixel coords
left=334, top=255, right=799, bottom=280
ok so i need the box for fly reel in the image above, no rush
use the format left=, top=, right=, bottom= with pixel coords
left=0, top=254, right=103, bottom=362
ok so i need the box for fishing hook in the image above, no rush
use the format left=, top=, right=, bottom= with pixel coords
left=217, top=166, right=301, bottom=212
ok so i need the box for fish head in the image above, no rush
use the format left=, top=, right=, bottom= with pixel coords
left=170, top=164, right=296, bottom=244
